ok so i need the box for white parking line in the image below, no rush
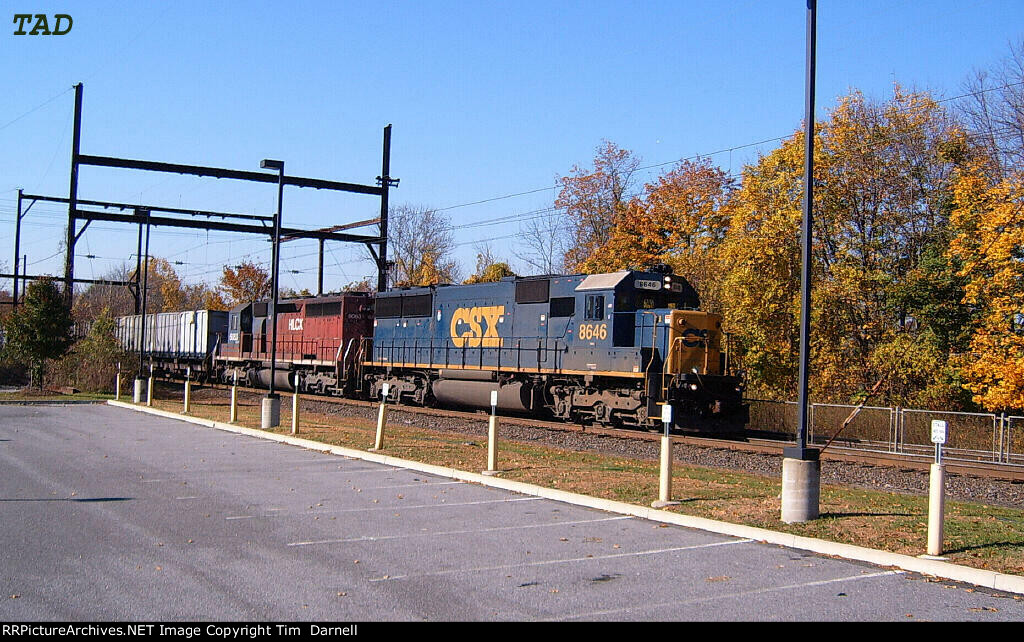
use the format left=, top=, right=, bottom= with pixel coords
left=369, top=538, right=755, bottom=582
left=550, top=570, right=906, bottom=621
left=287, top=515, right=633, bottom=546
left=357, top=481, right=465, bottom=491
left=226, top=496, right=543, bottom=520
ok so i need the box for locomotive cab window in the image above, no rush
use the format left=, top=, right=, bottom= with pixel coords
left=550, top=297, right=575, bottom=318
left=584, top=294, right=605, bottom=320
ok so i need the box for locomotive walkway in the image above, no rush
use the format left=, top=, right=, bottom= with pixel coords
left=1, top=402, right=1021, bottom=621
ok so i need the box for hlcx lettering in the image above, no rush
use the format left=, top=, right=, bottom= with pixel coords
left=450, top=305, right=503, bottom=348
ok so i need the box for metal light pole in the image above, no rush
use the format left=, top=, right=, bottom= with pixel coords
left=781, top=0, right=822, bottom=524
left=133, top=209, right=151, bottom=403
left=260, top=159, right=285, bottom=429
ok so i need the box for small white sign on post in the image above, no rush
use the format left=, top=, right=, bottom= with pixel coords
left=490, top=390, right=498, bottom=412
left=661, top=403, right=673, bottom=424
left=930, top=419, right=948, bottom=445
left=382, top=383, right=391, bottom=399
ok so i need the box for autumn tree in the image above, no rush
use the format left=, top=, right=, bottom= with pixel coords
left=556, top=141, right=641, bottom=273
left=957, top=38, right=1024, bottom=176
left=463, top=242, right=518, bottom=283
left=584, top=157, right=735, bottom=312
left=340, top=278, right=375, bottom=293
left=220, top=261, right=272, bottom=305
left=73, top=264, right=140, bottom=321
left=387, top=204, right=460, bottom=287
left=74, top=259, right=226, bottom=321
left=719, top=133, right=808, bottom=398
left=719, top=87, right=970, bottom=403
left=948, top=161, right=1024, bottom=411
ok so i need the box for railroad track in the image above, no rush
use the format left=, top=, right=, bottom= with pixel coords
left=173, top=379, right=1024, bottom=483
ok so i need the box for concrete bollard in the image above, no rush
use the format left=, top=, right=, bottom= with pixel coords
left=133, top=377, right=144, bottom=404
left=371, top=383, right=390, bottom=451
left=261, top=394, right=281, bottom=429
left=652, top=404, right=680, bottom=508
left=483, top=391, right=500, bottom=475
left=183, top=367, right=191, bottom=414
left=229, top=371, right=238, bottom=423
left=291, top=372, right=300, bottom=435
left=115, top=362, right=121, bottom=401
left=781, top=456, right=821, bottom=523
left=146, top=364, right=154, bottom=407
left=927, top=463, right=946, bottom=557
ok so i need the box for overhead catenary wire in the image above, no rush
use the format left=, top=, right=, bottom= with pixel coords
left=8, top=78, right=1024, bottom=293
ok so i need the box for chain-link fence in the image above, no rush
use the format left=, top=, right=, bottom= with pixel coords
left=745, top=399, right=1022, bottom=468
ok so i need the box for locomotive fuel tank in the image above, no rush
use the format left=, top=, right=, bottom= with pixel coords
left=430, top=379, right=532, bottom=413
left=255, top=368, right=296, bottom=391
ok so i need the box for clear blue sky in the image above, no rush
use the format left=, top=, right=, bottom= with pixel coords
left=2, top=1, right=1022, bottom=295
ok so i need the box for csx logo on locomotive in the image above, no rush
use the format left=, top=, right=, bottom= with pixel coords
left=450, top=305, right=503, bottom=348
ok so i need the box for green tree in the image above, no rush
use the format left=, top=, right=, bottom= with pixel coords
left=49, top=308, right=132, bottom=393
left=1, top=278, right=74, bottom=389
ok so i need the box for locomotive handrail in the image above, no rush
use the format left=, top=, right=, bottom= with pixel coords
left=363, top=334, right=573, bottom=375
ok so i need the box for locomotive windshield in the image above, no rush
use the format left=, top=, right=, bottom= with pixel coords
left=615, top=290, right=693, bottom=312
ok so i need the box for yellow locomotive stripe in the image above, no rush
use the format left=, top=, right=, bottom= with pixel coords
left=359, top=361, right=646, bottom=379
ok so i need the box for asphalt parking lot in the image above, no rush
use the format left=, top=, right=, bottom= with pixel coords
left=1, top=404, right=1020, bottom=621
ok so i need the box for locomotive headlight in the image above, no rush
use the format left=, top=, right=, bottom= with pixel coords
left=664, top=276, right=672, bottom=283
left=689, top=383, right=699, bottom=391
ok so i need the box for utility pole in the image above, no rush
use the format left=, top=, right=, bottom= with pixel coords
left=377, top=124, right=397, bottom=292
left=64, top=83, right=82, bottom=305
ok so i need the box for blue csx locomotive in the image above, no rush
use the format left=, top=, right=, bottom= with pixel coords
left=117, top=266, right=745, bottom=430
left=363, top=266, right=744, bottom=428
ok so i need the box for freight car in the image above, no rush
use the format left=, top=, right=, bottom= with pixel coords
left=115, top=266, right=744, bottom=430
left=115, top=309, right=229, bottom=376
left=361, top=266, right=743, bottom=429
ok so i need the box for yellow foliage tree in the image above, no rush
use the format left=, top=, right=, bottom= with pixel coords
left=949, top=162, right=1024, bottom=411
left=719, top=133, right=809, bottom=398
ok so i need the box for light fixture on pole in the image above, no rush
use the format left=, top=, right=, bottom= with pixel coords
left=260, top=158, right=285, bottom=429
